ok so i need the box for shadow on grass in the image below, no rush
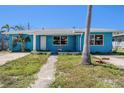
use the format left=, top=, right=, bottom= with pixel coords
left=112, top=52, right=124, bottom=55
left=91, top=51, right=124, bottom=56
left=76, top=61, right=121, bottom=71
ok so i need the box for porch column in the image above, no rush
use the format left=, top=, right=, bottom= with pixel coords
left=33, top=34, right=36, bottom=51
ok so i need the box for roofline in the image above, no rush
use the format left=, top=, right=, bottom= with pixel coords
left=113, top=33, right=124, bottom=37
left=2, top=28, right=124, bottom=35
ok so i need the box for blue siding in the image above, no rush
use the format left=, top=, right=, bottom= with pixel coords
left=46, top=35, right=76, bottom=53
left=75, top=35, right=81, bottom=51
left=75, top=32, right=112, bottom=53
left=9, top=34, right=21, bottom=52
left=9, top=34, right=33, bottom=52
left=25, top=35, right=33, bottom=51
left=90, top=32, right=112, bottom=53
left=36, top=35, right=40, bottom=50
left=75, top=34, right=84, bottom=52
left=8, top=32, right=112, bottom=53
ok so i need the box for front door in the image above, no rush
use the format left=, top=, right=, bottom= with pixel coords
left=40, top=36, right=46, bottom=50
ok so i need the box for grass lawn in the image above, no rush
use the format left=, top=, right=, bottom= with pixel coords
left=50, top=55, right=124, bottom=88
left=0, top=54, right=49, bottom=88
left=113, top=48, right=124, bottom=55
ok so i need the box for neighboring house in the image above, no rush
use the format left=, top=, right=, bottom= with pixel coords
left=0, top=33, right=2, bottom=50
left=2, top=28, right=122, bottom=54
left=113, top=33, right=124, bottom=49
left=0, top=32, right=9, bottom=50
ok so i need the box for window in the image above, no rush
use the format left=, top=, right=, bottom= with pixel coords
left=90, top=35, right=103, bottom=45
left=61, top=36, right=67, bottom=45
left=95, top=35, right=103, bottom=45
left=90, top=35, right=95, bottom=45
left=53, top=36, right=67, bottom=45
left=53, top=36, right=60, bottom=45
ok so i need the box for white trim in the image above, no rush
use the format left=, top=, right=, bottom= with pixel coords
left=90, top=34, right=95, bottom=45
left=33, top=34, right=36, bottom=51
left=90, top=34, right=104, bottom=46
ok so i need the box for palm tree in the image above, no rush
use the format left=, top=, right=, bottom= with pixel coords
left=1, top=24, right=14, bottom=50
left=17, top=34, right=31, bottom=52
left=81, top=5, right=92, bottom=65
left=13, top=25, right=25, bottom=31
left=1, top=24, right=14, bottom=32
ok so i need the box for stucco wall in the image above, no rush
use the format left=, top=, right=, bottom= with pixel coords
left=36, top=35, right=40, bottom=50
left=9, top=34, right=33, bottom=52
left=8, top=32, right=112, bottom=53
left=46, top=35, right=76, bottom=53
left=75, top=32, right=112, bottom=53
left=90, top=32, right=112, bottom=53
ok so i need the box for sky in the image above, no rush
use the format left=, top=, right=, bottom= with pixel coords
left=0, top=5, right=124, bottom=30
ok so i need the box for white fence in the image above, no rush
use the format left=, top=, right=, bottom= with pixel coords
left=113, top=41, right=124, bottom=49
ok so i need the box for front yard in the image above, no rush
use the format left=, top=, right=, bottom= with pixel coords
left=50, top=55, right=124, bottom=88
left=0, top=54, right=49, bottom=88
left=113, top=48, right=124, bottom=55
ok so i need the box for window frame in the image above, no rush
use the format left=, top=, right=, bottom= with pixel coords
left=90, top=34, right=104, bottom=46
left=90, top=34, right=95, bottom=45
left=53, top=36, right=61, bottom=45
left=53, top=35, right=68, bottom=46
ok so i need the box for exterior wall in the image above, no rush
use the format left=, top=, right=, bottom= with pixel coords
left=90, top=32, right=112, bottom=53
left=9, top=34, right=21, bottom=51
left=46, top=35, right=76, bottom=54
left=8, top=32, right=112, bottom=53
left=9, top=34, right=33, bottom=52
left=8, top=34, right=13, bottom=51
left=36, top=35, right=40, bottom=50
left=25, top=35, right=33, bottom=51
left=75, top=32, right=112, bottom=53
left=75, top=35, right=84, bottom=52
left=75, top=35, right=80, bottom=52
left=0, top=33, right=9, bottom=50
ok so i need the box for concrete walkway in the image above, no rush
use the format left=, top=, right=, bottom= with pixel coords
left=31, top=55, right=57, bottom=88
left=0, top=52, right=30, bottom=65
left=94, top=55, right=124, bottom=69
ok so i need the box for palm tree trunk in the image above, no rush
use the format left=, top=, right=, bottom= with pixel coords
left=21, top=41, right=25, bottom=52
left=1, top=38, right=4, bottom=50
left=81, top=5, right=92, bottom=65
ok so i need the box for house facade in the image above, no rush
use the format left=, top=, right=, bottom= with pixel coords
left=0, top=32, right=9, bottom=50
left=3, top=28, right=120, bottom=54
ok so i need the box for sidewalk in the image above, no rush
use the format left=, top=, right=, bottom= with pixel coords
left=31, top=55, right=57, bottom=88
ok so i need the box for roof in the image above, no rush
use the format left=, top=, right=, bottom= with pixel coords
left=2, top=28, right=124, bottom=35
left=113, top=33, right=124, bottom=37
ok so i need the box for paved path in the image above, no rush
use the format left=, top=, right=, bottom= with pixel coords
left=31, top=55, right=57, bottom=88
left=0, top=51, right=9, bottom=56
left=0, top=52, right=30, bottom=65
left=94, top=55, right=124, bottom=69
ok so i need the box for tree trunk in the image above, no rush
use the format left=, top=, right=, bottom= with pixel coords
left=21, top=41, right=25, bottom=52
left=1, top=38, right=4, bottom=50
left=81, top=5, right=92, bottom=65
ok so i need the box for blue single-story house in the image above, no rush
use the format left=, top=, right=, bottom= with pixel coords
left=2, top=28, right=122, bottom=54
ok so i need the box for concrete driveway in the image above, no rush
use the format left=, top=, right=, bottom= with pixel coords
left=94, top=55, right=124, bottom=69
left=0, top=52, right=30, bottom=65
